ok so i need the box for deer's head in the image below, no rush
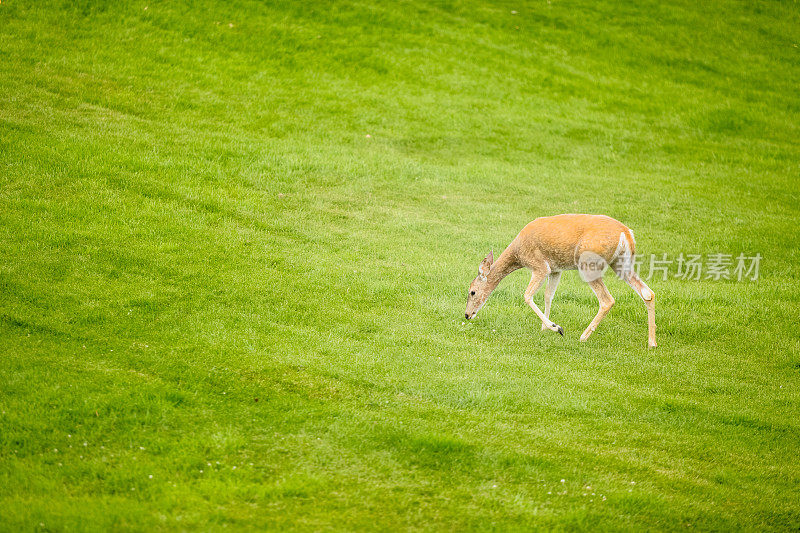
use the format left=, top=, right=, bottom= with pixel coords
left=465, top=251, right=493, bottom=320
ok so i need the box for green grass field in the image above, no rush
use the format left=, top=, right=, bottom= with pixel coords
left=2, top=0, right=800, bottom=530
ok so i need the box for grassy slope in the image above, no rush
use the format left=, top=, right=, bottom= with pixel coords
left=1, top=0, right=799, bottom=529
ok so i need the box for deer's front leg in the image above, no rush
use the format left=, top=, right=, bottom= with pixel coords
left=525, top=270, right=564, bottom=336
left=541, top=271, right=562, bottom=331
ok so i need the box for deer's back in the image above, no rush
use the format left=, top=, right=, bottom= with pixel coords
left=515, top=214, right=633, bottom=270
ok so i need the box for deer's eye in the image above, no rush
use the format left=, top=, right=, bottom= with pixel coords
left=470, top=291, right=476, bottom=296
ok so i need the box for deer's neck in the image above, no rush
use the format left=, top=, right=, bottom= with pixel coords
left=486, top=245, right=520, bottom=289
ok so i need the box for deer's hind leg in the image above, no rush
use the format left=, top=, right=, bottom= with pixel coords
left=612, top=257, right=657, bottom=348
left=625, top=273, right=657, bottom=348
left=580, top=278, right=615, bottom=342
left=541, top=271, right=562, bottom=331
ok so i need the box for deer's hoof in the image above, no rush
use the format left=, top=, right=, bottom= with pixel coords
left=556, top=325, right=564, bottom=336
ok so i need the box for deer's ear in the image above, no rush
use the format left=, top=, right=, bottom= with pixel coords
left=479, top=250, right=493, bottom=277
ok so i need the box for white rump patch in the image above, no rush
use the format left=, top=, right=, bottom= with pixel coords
left=611, top=232, right=628, bottom=262
left=612, top=232, right=635, bottom=280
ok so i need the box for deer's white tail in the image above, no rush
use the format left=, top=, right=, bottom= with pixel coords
left=612, top=231, right=636, bottom=281
left=613, top=230, right=654, bottom=301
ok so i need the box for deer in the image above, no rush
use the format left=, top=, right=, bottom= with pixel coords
left=465, top=214, right=656, bottom=348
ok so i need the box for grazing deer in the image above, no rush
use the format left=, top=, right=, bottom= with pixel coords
left=465, top=214, right=656, bottom=348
